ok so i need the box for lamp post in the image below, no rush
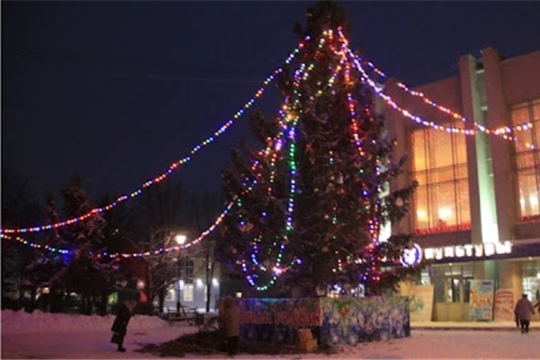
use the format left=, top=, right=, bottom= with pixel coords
left=175, top=234, right=186, bottom=314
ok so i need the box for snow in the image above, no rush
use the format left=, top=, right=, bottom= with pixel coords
left=2, top=309, right=539, bottom=359
left=1, top=309, right=170, bottom=333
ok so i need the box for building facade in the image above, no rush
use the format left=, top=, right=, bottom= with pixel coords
left=161, top=256, right=222, bottom=313
left=384, top=47, right=540, bottom=321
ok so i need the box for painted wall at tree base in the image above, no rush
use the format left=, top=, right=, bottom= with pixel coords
left=237, top=296, right=410, bottom=346
left=319, top=297, right=410, bottom=345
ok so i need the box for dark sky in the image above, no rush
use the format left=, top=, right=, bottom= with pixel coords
left=3, top=1, right=540, bottom=200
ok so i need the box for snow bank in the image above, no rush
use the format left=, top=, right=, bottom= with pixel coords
left=2, top=309, right=171, bottom=333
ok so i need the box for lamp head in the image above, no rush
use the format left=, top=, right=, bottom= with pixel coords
left=175, top=234, right=186, bottom=245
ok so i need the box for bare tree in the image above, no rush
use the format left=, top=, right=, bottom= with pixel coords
left=131, top=177, right=190, bottom=314
left=186, top=191, right=222, bottom=313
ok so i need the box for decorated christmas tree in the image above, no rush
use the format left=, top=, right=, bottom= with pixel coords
left=219, top=0, right=422, bottom=297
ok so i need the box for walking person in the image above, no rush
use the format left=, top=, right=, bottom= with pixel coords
left=110, top=278, right=139, bottom=352
left=221, top=296, right=240, bottom=357
left=514, top=293, right=535, bottom=333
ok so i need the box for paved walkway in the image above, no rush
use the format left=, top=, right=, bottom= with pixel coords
left=411, top=320, right=539, bottom=331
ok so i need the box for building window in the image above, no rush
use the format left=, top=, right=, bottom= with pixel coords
left=411, top=124, right=471, bottom=234
left=511, top=100, right=540, bottom=221
left=183, top=284, right=194, bottom=302
left=521, top=259, right=540, bottom=301
left=165, top=286, right=175, bottom=302
left=180, top=258, right=194, bottom=285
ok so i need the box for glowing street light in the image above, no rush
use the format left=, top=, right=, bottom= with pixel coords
left=175, top=234, right=186, bottom=246
left=175, top=234, right=186, bottom=314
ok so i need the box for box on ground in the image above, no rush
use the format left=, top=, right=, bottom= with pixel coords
left=298, top=338, right=318, bottom=352
left=297, top=328, right=318, bottom=352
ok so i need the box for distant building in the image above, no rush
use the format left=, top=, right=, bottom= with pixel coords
left=161, top=256, right=222, bottom=313
left=384, top=47, right=540, bottom=321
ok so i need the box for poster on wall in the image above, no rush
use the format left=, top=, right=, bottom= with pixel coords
left=493, top=289, right=515, bottom=322
left=469, top=280, right=495, bottom=321
left=409, top=285, right=434, bottom=322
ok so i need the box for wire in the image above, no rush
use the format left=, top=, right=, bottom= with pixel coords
left=4, top=49, right=272, bottom=84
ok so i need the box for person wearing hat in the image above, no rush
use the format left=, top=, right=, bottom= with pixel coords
left=110, top=278, right=139, bottom=352
left=514, top=293, right=535, bottom=333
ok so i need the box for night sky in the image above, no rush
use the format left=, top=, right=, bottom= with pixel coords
left=3, top=1, right=540, bottom=200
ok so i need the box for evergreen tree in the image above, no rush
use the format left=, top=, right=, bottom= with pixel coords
left=220, top=0, right=422, bottom=297
left=21, top=196, right=71, bottom=311
left=56, top=173, right=111, bottom=313
left=1, top=169, right=42, bottom=308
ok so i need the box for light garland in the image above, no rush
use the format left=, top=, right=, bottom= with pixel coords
left=235, top=30, right=336, bottom=290
left=1, top=41, right=308, bottom=235
left=335, top=30, right=535, bottom=150
left=7, top=28, right=534, bottom=237
left=2, top=200, right=234, bottom=258
left=1, top=234, right=71, bottom=255
left=240, top=29, right=360, bottom=290
left=364, top=59, right=534, bottom=137
left=242, top=62, right=307, bottom=291
left=335, top=32, right=383, bottom=284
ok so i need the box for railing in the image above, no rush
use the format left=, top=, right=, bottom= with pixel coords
left=164, top=305, right=198, bottom=324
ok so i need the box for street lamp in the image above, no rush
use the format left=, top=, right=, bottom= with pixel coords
left=175, top=234, right=186, bottom=314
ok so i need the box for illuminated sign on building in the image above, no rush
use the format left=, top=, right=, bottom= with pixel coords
left=401, top=243, right=423, bottom=266
left=401, top=241, right=513, bottom=266
left=423, top=241, right=513, bottom=260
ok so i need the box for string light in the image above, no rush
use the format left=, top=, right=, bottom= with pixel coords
left=1, top=41, right=308, bottom=235
left=363, top=59, right=534, bottom=137
left=335, top=30, right=535, bottom=150
left=6, top=29, right=534, bottom=237
left=2, top=201, right=235, bottom=258
left=241, top=61, right=309, bottom=291
left=1, top=234, right=71, bottom=255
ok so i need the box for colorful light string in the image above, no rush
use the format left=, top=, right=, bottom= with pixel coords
left=2, top=200, right=235, bottom=258
left=335, top=30, right=536, bottom=150
left=336, top=31, right=383, bottom=284
left=240, top=29, right=366, bottom=290
left=365, top=59, right=534, bottom=138
left=243, top=61, right=308, bottom=290
left=0, top=41, right=307, bottom=235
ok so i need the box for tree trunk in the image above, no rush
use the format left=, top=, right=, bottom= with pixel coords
left=205, top=248, right=213, bottom=313
left=100, top=292, right=107, bottom=315
left=158, top=288, right=165, bottom=313
left=29, top=287, right=37, bottom=312
left=80, top=295, right=86, bottom=314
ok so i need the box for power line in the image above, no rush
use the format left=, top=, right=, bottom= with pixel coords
left=4, top=49, right=269, bottom=84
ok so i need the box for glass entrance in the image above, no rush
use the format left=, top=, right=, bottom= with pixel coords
left=432, top=263, right=473, bottom=321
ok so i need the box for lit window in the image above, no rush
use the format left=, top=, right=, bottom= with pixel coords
left=183, top=284, right=194, bottom=302
left=411, top=123, right=471, bottom=234
left=180, top=258, right=195, bottom=285
left=512, top=100, right=540, bottom=221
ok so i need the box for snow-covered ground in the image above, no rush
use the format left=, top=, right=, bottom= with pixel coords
left=2, top=309, right=538, bottom=359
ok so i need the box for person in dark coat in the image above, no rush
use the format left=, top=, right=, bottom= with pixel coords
left=514, top=293, right=535, bottom=333
left=220, top=296, right=240, bottom=356
left=110, top=278, right=139, bottom=352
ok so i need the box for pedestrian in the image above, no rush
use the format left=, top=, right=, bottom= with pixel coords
left=110, top=278, right=139, bottom=352
left=221, top=296, right=240, bottom=357
left=514, top=293, right=535, bottom=333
